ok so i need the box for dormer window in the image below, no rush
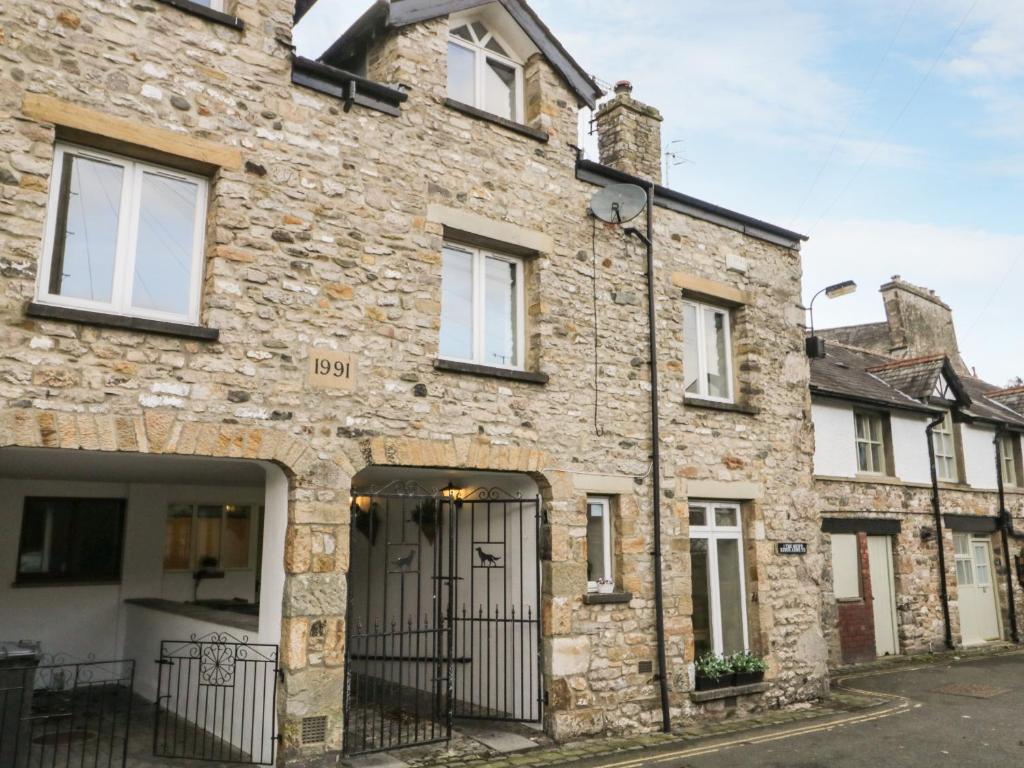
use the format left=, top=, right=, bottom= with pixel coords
left=448, top=20, right=524, bottom=122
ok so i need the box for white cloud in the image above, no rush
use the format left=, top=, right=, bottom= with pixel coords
left=803, top=217, right=1024, bottom=384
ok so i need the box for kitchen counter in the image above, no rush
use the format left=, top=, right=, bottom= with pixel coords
left=124, top=598, right=258, bottom=633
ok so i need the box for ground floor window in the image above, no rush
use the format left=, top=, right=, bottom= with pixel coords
left=586, top=496, right=613, bottom=591
left=16, top=497, right=126, bottom=584
left=689, top=501, right=749, bottom=656
left=163, top=503, right=255, bottom=571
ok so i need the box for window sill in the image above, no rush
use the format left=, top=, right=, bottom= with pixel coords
left=684, top=397, right=759, bottom=415
left=836, top=597, right=864, bottom=605
left=27, top=302, right=220, bottom=341
left=444, top=99, right=549, bottom=143
left=582, top=592, right=633, bottom=605
left=433, top=358, right=549, bottom=385
left=689, top=681, right=769, bottom=704
left=154, top=0, right=244, bottom=30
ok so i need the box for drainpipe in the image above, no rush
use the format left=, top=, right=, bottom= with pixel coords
left=926, top=412, right=955, bottom=650
left=994, top=429, right=1021, bottom=643
left=626, top=181, right=671, bottom=733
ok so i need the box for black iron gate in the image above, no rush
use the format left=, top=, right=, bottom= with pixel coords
left=0, top=658, right=134, bottom=768
left=154, top=633, right=280, bottom=765
left=343, top=481, right=543, bottom=756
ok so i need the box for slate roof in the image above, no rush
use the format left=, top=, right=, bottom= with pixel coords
left=809, top=345, right=939, bottom=414
left=988, top=386, right=1024, bottom=416
left=962, top=380, right=1024, bottom=428
left=816, top=322, right=891, bottom=353
left=866, top=355, right=969, bottom=405
left=319, top=0, right=603, bottom=108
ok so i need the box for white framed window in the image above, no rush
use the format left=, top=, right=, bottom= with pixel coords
left=38, top=143, right=209, bottom=325
left=447, top=19, right=525, bottom=122
left=855, top=411, right=887, bottom=474
left=439, top=242, right=526, bottom=370
left=933, top=412, right=959, bottom=483
left=830, top=534, right=861, bottom=600
left=164, top=503, right=254, bottom=572
left=689, top=501, right=749, bottom=656
left=683, top=300, right=734, bottom=402
left=999, top=434, right=1020, bottom=487
left=192, top=0, right=227, bottom=10
left=953, top=533, right=974, bottom=586
left=586, top=497, right=613, bottom=592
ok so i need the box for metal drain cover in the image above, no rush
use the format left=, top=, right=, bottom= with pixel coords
left=934, top=683, right=1010, bottom=699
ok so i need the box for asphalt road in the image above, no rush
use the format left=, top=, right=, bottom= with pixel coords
left=587, top=652, right=1024, bottom=768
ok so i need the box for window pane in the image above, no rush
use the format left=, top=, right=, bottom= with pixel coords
left=973, top=542, right=990, bottom=586
left=704, top=307, right=730, bottom=399
left=222, top=505, right=251, bottom=569
left=869, top=443, right=883, bottom=474
left=447, top=42, right=475, bottom=104
left=954, top=534, right=970, bottom=557
left=73, top=500, right=125, bottom=580
left=485, top=36, right=509, bottom=56
left=690, top=538, right=712, bottom=657
left=132, top=171, right=199, bottom=317
left=955, top=559, right=974, bottom=586
left=717, top=538, right=746, bottom=654
left=484, top=256, right=517, bottom=366
left=51, top=154, right=122, bottom=303
left=830, top=534, right=860, bottom=599
left=471, top=21, right=488, bottom=41
left=688, top=505, right=706, bottom=527
left=451, top=25, right=473, bottom=42
left=196, top=505, right=222, bottom=568
left=440, top=246, right=474, bottom=360
left=165, top=504, right=193, bottom=570
left=683, top=303, right=700, bottom=394
left=18, top=498, right=124, bottom=582
left=857, top=442, right=870, bottom=472
left=586, top=502, right=607, bottom=584
left=484, top=58, right=516, bottom=120
left=715, top=507, right=737, bottom=527
left=17, top=503, right=50, bottom=574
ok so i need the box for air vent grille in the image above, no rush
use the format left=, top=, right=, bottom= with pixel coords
left=301, top=715, right=328, bottom=745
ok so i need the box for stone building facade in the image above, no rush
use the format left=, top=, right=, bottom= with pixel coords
left=812, top=279, right=1024, bottom=666
left=0, top=0, right=828, bottom=764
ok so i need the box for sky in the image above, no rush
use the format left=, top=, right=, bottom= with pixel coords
left=295, top=0, right=1024, bottom=386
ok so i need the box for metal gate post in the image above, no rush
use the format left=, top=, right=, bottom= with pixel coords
left=444, top=495, right=457, bottom=741
left=535, top=495, right=545, bottom=721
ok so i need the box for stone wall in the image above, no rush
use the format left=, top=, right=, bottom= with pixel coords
left=0, top=0, right=825, bottom=761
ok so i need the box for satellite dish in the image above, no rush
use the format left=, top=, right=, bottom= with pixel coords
left=589, top=183, right=648, bottom=224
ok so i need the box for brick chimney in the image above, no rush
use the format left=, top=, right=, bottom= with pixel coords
left=880, top=276, right=968, bottom=374
left=594, top=81, right=664, bottom=184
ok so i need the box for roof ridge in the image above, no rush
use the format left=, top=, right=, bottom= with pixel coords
left=819, top=338, right=893, bottom=360
left=988, top=385, right=1024, bottom=396
left=865, top=354, right=946, bottom=373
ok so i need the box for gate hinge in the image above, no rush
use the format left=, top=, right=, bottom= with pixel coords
left=155, top=659, right=173, bottom=666
left=542, top=690, right=549, bottom=706
left=277, top=667, right=285, bottom=683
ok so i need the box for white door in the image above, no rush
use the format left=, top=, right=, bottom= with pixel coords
left=954, top=534, right=1001, bottom=645
left=867, top=536, right=899, bottom=656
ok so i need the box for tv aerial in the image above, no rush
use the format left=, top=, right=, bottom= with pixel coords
left=589, top=183, right=648, bottom=225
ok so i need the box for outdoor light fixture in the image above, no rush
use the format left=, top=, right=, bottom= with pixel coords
left=805, top=280, right=858, bottom=358
left=442, top=482, right=464, bottom=508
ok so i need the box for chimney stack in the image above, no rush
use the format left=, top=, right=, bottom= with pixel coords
left=880, top=276, right=968, bottom=374
left=594, top=80, right=664, bottom=184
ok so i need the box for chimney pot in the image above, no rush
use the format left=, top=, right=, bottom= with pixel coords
left=614, top=80, right=633, bottom=96
left=594, top=80, right=664, bottom=183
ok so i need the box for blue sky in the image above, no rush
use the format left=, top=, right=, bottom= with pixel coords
left=295, top=0, right=1024, bottom=386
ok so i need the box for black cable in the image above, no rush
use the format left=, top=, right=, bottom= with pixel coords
left=592, top=215, right=603, bottom=436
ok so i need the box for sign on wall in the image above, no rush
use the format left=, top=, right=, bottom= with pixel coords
left=777, top=542, right=808, bottom=555
left=308, top=349, right=355, bottom=391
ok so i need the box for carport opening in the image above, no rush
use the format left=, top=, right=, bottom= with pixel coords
left=344, top=467, right=543, bottom=756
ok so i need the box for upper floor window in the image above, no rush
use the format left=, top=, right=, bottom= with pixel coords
left=439, top=243, right=525, bottom=370
left=447, top=20, right=524, bottom=122
left=854, top=411, right=889, bottom=475
left=932, top=411, right=959, bottom=483
left=683, top=300, right=733, bottom=402
left=999, top=434, right=1021, bottom=487
left=39, top=144, right=209, bottom=325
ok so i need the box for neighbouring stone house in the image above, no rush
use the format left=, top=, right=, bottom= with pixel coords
left=812, top=277, right=1024, bottom=666
left=0, top=0, right=828, bottom=764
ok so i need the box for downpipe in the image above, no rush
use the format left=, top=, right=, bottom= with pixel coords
left=926, top=413, right=955, bottom=650
left=994, top=429, right=1021, bottom=643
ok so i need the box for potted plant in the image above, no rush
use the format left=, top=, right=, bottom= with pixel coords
left=730, top=651, right=767, bottom=686
left=410, top=498, right=439, bottom=544
left=694, top=652, right=733, bottom=691
left=596, top=577, right=615, bottom=595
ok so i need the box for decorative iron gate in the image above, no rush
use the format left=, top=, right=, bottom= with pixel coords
left=0, top=658, right=135, bottom=768
left=154, top=633, right=280, bottom=765
left=343, top=481, right=543, bottom=756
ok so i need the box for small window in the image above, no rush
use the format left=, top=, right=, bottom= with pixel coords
left=953, top=533, right=974, bottom=586
left=932, top=412, right=959, bottom=483
left=586, top=497, right=613, bottom=591
left=192, top=0, right=227, bottom=10
left=689, top=501, right=748, bottom=656
left=830, top=534, right=861, bottom=599
left=855, top=411, right=887, bottom=474
left=683, top=300, right=733, bottom=402
left=16, top=498, right=126, bottom=584
left=439, top=243, right=525, bottom=369
left=999, top=434, right=1021, bottom=487
left=447, top=18, right=524, bottom=122
left=39, top=144, right=209, bottom=324
left=164, top=503, right=253, bottom=571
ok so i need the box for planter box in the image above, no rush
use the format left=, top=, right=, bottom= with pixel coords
left=695, top=673, right=734, bottom=691
left=733, top=670, right=765, bottom=686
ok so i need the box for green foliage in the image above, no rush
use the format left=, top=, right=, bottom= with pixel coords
left=694, top=651, right=732, bottom=680
left=729, top=650, right=767, bottom=673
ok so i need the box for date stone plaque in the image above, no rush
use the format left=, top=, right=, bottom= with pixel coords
left=308, top=349, right=355, bottom=392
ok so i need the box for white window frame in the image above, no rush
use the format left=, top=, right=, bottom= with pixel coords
left=447, top=22, right=525, bottom=123
left=999, top=434, right=1019, bottom=487
left=683, top=299, right=735, bottom=404
left=440, top=242, right=526, bottom=370
left=688, top=501, right=750, bottom=655
left=586, top=496, right=613, bottom=592
left=164, top=502, right=254, bottom=573
left=933, top=411, right=959, bottom=483
left=830, top=533, right=861, bottom=600
left=38, top=143, right=209, bottom=325
left=854, top=411, right=887, bottom=475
